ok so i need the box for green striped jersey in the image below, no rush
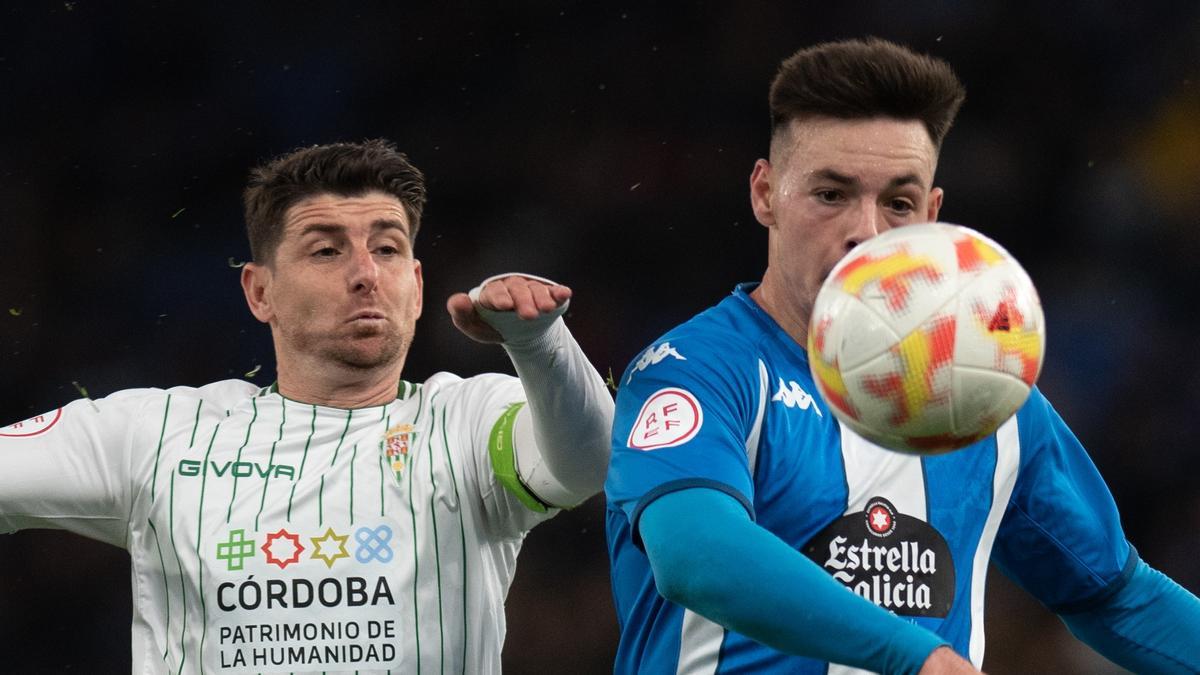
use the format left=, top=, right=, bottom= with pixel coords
left=1, top=373, right=554, bottom=674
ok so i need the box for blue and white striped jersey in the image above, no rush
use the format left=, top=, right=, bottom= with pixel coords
left=606, top=284, right=1133, bottom=674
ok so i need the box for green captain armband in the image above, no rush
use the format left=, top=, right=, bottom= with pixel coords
left=488, top=402, right=550, bottom=513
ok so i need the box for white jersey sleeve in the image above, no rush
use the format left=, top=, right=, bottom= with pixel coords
left=0, top=380, right=258, bottom=546
left=435, top=373, right=560, bottom=539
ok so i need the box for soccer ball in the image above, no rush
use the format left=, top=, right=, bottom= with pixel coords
left=807, top=222, right=1045, bottom=455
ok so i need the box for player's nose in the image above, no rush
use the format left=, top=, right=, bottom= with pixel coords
left=347, top=246, right=380, bottom=293
left=844, top=202, right=883, bottom=251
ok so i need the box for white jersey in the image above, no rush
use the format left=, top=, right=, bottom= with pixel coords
left=0, top=373, right=555, bottom=674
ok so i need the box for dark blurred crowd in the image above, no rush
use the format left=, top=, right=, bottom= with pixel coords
left=2, top=3, right=1197, bottom=673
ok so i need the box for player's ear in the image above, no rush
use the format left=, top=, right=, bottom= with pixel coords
left=241, top=262, right=274, bottom=324
left=411, top=259, right=424, bottom=319
left=750, top=159, right=776, bottom=227
left=926, top=187, right=944, bottom=222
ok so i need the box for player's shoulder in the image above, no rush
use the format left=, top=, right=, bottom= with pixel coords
left=412, top=371, right=520, bottom=404
left=622, top=287, right=774, bottom=386
left=92, top=379, right=256, bottom=408
left=1012, top=385, right=1078, bottom=459
left=160, top=379, right=261, bottom=407
left=1013, top=386, right=1061, bottom=434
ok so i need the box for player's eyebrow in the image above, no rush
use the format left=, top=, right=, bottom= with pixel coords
left=810, top=168, right=859, bottom=186
left=369, top=218, right=411, bottom=239
left=885, top=173, right=926, bottom=189
left=297, top=219, right=411, bottom=240
left=809, top=169, right=926, bottom=190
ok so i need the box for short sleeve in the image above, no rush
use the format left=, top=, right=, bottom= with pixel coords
left=444, top=373, right=559, bottom=539
left=992, top=389, right=1135, bottom=611
left=0, top=389, right=163, bottom=546
left=605, top=334, right=763, bottom=544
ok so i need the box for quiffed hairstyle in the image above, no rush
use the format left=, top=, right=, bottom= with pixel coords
left=243, top=139, right=428, bottom=263
left=769, top=38, right=966, bottom=151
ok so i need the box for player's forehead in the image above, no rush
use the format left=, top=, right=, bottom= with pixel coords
left=281, top=190, right=411, bottom=239
left=780, top=116, right=938, bottom=188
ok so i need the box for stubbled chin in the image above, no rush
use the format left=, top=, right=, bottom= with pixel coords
left=329, top=334, right=407, bottom=370
left=347, top=323, right=387, bottom=339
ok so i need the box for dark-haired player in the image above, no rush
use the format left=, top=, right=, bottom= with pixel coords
left=606, top=38, right=1200, bottom=674
left=1, top=140, right=613, bottom=674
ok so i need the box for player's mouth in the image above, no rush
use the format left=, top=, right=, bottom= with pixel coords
left=348, top=311, right=387, bottom=325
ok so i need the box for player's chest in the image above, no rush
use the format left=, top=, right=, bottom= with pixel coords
left=145, top=399, right=470, bottom=564
left=755, top=404, right=1014, bottom=553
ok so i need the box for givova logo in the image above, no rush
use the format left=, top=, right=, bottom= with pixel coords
left=801, top=496, right=956, bottom=617
left=179, top=458, right=296, bottom=480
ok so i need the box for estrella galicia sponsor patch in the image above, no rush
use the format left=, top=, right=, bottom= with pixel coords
left=802, top=497, right=955, bottom=618
left=1, top=408, right=62, bottom=437
left=627, top=388, right=703, bottom=450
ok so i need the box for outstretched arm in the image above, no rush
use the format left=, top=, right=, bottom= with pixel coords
left=448, top=273, right=613, bottom=508
left=1058, top=558, right=1200, bottom=674
left=640, top=487, right=981, bottom=675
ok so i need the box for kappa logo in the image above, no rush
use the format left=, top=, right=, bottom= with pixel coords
left=771, top=378, right=823, bottom=416
left=627, top=342, right=686, bottom=383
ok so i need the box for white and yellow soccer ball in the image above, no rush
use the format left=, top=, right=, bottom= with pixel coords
left=807, top=222, right=1045, bottom=455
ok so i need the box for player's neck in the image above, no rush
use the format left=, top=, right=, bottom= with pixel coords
left=750, top=275, right=810, bottom=348
left=274, top=356, right=406, bottom=409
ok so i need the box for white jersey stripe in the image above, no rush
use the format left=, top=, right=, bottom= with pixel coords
left=746, top=359, right=770, bottom=475
left=443, top=407, right=470, bottom=675
left=168, top=468, right=188, bottom=673
left=830, top=428, right=930, bottom=675
left=839, top=428, right=928, bottom=519
left=150, top=394, right=173, bottom=498
left=252, top=400, right=287, bottom=530
left=672, top=360, right=771, bottom=674
left=429, top=405, right=448, bottom=671
left=969, top=416, right=1020, bottom=666
left=192, top=422, right=221, bottom=674
left=676, top=608, right=723, bottom=675
left=223, top=398, right=260, bottom=525
left=282, top=403, right=319, bottom=521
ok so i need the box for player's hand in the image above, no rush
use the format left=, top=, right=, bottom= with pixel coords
left=447, top=275, right=572, bottom=344
left=918, top=646, right=983, bottom=674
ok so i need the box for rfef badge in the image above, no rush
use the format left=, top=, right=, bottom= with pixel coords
left=384, top=423, right=416, bottom=480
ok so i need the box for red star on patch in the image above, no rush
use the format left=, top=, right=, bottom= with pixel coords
left=869, top=506, right=893, bottom=533
left=261, top=528, right=305, bottom=569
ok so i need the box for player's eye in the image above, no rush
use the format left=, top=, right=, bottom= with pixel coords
left=312, top=247, right=339, bottom=258
left=887, top=198, right=915, bottom=214
left=815, top=189, right=844, bottom=204
left=376, top=245, right=400, bottom=256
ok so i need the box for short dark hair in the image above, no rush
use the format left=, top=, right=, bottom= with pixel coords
left=243, top=139, right=428, bottom=263
left=769, top=37, right=965, bottom=151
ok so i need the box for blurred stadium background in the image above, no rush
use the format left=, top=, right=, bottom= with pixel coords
left=2, top=2, right=1197, bottom=673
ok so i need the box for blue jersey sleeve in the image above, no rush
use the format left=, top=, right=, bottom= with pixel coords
left=992, top=388, right=1134, bottom=611
left=1060, top=558, right=1200, bottom=673
left=641, top=488, right=951, bottom=674
left=606, top=333, right=763, bottom=542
